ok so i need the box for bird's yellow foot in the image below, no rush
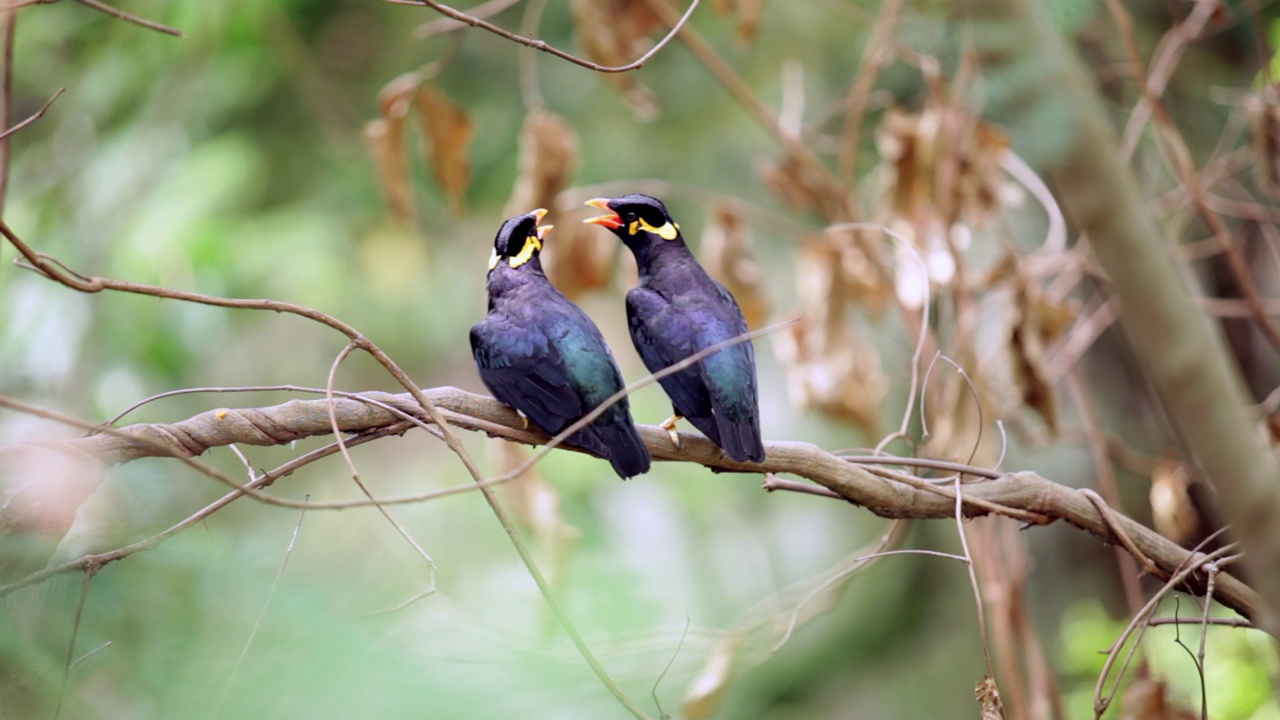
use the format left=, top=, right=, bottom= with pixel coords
left=660, top=414, right=683, bottom=449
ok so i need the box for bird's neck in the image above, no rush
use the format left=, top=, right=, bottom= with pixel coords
left=486, top=258, right=548, bottom=308
left=627, top=234, right=694, bottom=281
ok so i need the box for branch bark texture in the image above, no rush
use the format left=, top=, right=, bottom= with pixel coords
left=0, top=387, right=1261, bottom=620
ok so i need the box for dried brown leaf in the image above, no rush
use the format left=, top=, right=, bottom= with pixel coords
left=378, top=71, right=419, bottom=121
left=772, top=234, right=890, bottom=432
left=568, top=0, right=662, bottom=119
left=363, top=118, right=414, bottom=224
left=836, top=233, right=891, bottom=316
left=700, top=201, right=771, bottom=329
left=873, top=102, right=1011, bottom=307
left=542, top=215, right=619, bottom=300
left=773, top=318, right=887, bottom=435
left=415, top=84, right=473, bottom=215
left=757, top=147, right=844, bottom=220
left=501, top=110, right=608, bottom=297
left=1009, top=273, right=1074, bottom=433
left=504, top=110, right=581, bottom=217
left=795, top=238, right=847, bottom=345
left=1149, top=459, right=1200, bottom=546
left=876, top=106, right=1009, bottom=225
left=976, top=676, right=1006, bottom=720
left=682, top=637, right=740, bottom=720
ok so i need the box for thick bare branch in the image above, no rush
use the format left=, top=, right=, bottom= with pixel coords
left=0, top=387, right=1261, bottom=620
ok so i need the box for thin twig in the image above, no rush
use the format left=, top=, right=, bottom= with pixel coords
left=1116, top=0, right=1219, bottom=162
left=0, top=86, right=63, bottom=143
left=954, top=478, right=997, bottom=681
left=1196, top=564, right=1218, bottom=720
left=324, top=341, right=438, bottom=593
left=0, top=0, right=54, bottom=10
left=1002, top=149, right=1066, bottom=258
left=1147, top=616, right=1254, bottom=628
left=516, top=0, right=548, bottom=110
left=1067, top=370, right=1147, bottom=616
left=68, top=641, right=112, bottom=668
left=823, top=222, right=930, bottom=453
left=1078, top=488, right=1163, bottom=578
left=53, top=567, right=97, bottom=720
left=216, top=495, right=310, bottom=719
left=837, top=0, right=902, bottom=190
left=761, top=475, right=843, bottom=498
left=0, top=7, right=14, bottom=213
left=838, top=453, right=1002, bottom=479
left=1103, top=0, right=1280, bottom=352
left=414, top=0, right=523, bottom=38
left=651, top=612, right=691, bottom=719
left=768, top=520, right=911, bottom=652
left=390, top=0, right=699, bottom=75
left=74, top=0, right=182, bottom=36
left=1093, top=542, right=1238, bottom=717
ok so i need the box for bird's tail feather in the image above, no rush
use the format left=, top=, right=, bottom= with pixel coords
left=718, top=417, right=765, bottom=463
left=598, top=419, right=651, bottom=479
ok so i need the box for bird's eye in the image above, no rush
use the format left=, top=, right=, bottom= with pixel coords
left=625, top=212, right=637, bottom=223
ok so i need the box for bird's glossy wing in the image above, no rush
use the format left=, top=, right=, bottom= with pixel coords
left=698, top=279, right=759, bottom=424
left=470, top=316, right=585, bottom=434
left=626, top=286, right=712, bottom=418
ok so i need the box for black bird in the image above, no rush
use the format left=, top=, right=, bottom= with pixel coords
left=584, top=194, right=765, bottom=463
left=470, top=209, right=651, bottom=479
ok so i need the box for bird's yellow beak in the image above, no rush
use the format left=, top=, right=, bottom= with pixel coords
left=531, top=208, right=552, bottom=241
left=583, top=198, right=623, bottom=230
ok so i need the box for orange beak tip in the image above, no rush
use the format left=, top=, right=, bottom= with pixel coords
left=582, top=199, right=622, bottom=229
left=531, top=208, right=549, bottom=223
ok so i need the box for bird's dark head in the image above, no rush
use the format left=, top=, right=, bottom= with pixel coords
left=489, top=208, right=552, bottom=273
left=583, top=194, right=682, bottom=247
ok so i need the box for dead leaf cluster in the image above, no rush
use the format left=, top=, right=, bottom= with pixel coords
left=1148, top=459, right=1201, bottom=547
left=365, top=74, right=474, bottom=223
left=1008, top=269, right=1075, bottom=434
left=757, top=144, right=847, bottom=222
left=773, top=235, right=888, bottom=434
left=502, top=110, right=618, bottom=298
left=874, top=103, right=1011, bottom=308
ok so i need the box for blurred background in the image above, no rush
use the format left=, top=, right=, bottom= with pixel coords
left=1, top=0, right=1278, bottom=718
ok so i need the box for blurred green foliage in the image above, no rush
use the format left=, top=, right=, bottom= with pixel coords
left=1, top=1, right=1276, bottom=718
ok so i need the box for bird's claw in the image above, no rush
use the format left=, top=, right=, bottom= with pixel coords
left=517, top=410, right=529, bottom=430
left=660, top=415, right=682, bottom=449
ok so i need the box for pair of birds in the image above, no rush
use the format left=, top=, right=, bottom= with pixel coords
left=469, top=193, right=765, bottom=479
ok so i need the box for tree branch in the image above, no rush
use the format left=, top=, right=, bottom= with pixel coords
left=0, top=387, right=1262, bottom=621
